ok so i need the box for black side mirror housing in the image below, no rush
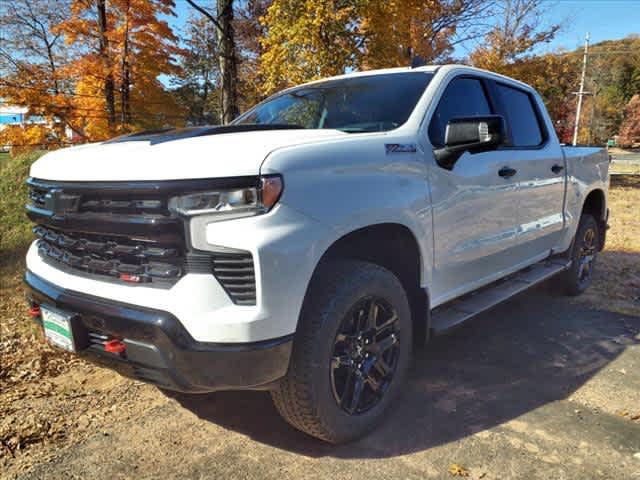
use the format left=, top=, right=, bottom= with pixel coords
left=434, top=115, right=506, bottom=170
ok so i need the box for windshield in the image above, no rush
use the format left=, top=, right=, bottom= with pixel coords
left=234, top=72, right=433, bottom=133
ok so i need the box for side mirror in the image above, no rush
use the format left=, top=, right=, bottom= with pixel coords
left=434, top=115, right=506, bottom=170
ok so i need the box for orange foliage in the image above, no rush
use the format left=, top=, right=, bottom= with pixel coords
left=361, top=0, right=467, bottom=69
left=0, top=125, right=52, bottom=158
left=618, top=95, right=640, bottom=147
left=258, top=0, right=486, bottom=96
left=0, top=0, right=185, bottom=154
left=56, top=0, right=185, bottom=139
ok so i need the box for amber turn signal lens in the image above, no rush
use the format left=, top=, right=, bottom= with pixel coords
left=261, top=176, right=283, bottom=209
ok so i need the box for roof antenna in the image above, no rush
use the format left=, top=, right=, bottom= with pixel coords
left=411, top=55, right=426, bottom=68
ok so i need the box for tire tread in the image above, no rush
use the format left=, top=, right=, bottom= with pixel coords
left=271, top=260, right=409, bottom=443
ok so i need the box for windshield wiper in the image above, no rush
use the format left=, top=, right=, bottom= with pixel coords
left=339, top=127, right=377, bottom=133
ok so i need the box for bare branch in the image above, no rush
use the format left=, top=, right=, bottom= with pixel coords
left=185, top=0, right=224, bottom=34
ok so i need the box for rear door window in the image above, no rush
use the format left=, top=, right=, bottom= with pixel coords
left=428, top=77, right=492, bottom=147
left=495, top=84, right=544, bottom=147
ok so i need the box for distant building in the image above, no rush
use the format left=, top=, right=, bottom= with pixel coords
left=0, top=102, right=47, bottom=128
left=1, top=100, right=78, bottom=151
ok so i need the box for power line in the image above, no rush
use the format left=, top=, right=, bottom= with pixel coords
left=2, top=143, right=75, bottom=147
left=17, top=103, right=190, bottom=120
left=0, top=81, right=181, bottom=106
left=554, top=49, right=639, bottom=57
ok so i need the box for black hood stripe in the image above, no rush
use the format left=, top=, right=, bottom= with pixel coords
left=103, top=124, right=305, bottom=145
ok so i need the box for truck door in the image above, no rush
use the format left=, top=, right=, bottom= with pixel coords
left=491, top=82, right=566, bottom=261
left=427, top=76, right=521, bottom=303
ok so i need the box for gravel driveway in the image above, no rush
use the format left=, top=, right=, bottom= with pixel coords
left=14, top=287, right=639, bottom=480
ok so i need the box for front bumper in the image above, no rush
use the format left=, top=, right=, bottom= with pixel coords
left=25, top=270, right=293, bottom=393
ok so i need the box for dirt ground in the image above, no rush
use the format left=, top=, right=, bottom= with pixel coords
left=1, top=177, right=639, bottom=479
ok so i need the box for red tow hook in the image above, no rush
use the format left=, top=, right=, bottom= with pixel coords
left=104, top=339, right=126, bottom=354
left=29, top=304, right=41, bottom=318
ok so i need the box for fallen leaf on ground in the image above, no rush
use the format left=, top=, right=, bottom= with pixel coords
left=449, top=463, right=470, bottom=477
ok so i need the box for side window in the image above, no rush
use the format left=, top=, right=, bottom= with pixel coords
left=429, top=77, right=492, bottom=147
left=496, top=84, right=543, bottom=147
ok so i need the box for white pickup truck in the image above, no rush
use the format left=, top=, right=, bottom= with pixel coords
left=25, top=65, right=609, bottom=443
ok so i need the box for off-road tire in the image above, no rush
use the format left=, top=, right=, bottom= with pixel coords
left=271, top=260, right=412, bottom=443
left=556, top=214, right=599, bottom=296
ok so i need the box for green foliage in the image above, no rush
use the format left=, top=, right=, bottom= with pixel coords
left=0, top=151, right=43, bottom=266
left=173, top=14, right=221, bottom=125
left=586, top=36, right=640, bottom=144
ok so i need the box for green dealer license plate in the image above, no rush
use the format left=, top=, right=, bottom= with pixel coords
left=41, top=306, right=76, bottom=352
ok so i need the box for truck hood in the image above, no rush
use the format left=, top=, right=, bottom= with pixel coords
left=30, top=128, right=348, bottom=181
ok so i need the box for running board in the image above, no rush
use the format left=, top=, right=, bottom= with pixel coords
left=430, top=258, right=571, bottom=335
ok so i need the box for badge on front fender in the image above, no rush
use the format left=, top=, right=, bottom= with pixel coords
left=385, top=143, right=417, bottom=154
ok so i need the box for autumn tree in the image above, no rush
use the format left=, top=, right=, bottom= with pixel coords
left=583, top=36, right=640, bottom=144
left=235, top=0, right=271, bottom=107
left=470, top=0, right=561, bottom=72
left=0, top=0, right=85, bottom=142
left=0, top=125, right=49, bottom=157
left=57, top=0, right=184, bottom=138
left=258, top=0, right=491, bottom=96
left=361, top=0, right=490, bottom=69
left=258, top=0, right=363, bottom=95
left=618, top=95, right=640, bottom=147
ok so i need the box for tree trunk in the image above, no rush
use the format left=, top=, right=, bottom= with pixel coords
left=216, top=0, right=239, bottom=124
left=185, top=0, right=239, bottom=124
left=120, top=0, right=131, bottom=127
left=97, top=0, right=116, bottom=132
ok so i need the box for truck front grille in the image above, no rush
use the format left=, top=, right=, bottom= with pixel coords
left=34, top=225, right=183, bottom=284
left=27, top=177, right=258, bottom=303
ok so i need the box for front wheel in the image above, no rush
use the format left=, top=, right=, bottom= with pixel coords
left=556, top=214, right=600, bottom=296
left=271, top=260, right=412, bottom=443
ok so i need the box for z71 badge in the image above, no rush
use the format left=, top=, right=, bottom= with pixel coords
left=385, top=143, right=417, bottom=154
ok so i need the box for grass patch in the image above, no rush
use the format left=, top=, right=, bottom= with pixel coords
left=572, top=175, right=640, bottom=316
left=610, top=164, right=640, bottom=175
left=0, top=151, right=43, bottom=269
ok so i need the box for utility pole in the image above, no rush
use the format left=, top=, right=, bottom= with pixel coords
left=572, top=32, right=590, bottom=146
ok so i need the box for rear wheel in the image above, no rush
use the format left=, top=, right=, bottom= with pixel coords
left=557, top=214, right=599, bottom=296
left=271, top=260, right=412, bottom=443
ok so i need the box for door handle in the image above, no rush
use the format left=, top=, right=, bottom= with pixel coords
left=551, top=164, right=564, bottom=174
left=498, top=166, right=517, bottom=178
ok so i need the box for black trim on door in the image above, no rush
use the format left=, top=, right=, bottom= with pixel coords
left=427, top=74, right=497, bottom=150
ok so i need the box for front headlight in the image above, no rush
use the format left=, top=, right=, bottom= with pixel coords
left=169, top=175, right=283, bottom=219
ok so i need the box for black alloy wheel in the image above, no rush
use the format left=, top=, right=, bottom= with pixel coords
left=330, top=296, right=401, bottom=415
left=576, top=226, right=597, bottom=289
left=271, top=260, right=412, bottom=443
left=556, top=214, right=599, bottom=296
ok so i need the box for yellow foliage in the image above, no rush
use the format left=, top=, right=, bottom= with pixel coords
left=258, top=0, right=362, bottom=95
left=258, top=0, right=480, bottom=96
left=0, top=125, right=53, bottom=158
left=361, top=0, right=458, bottom=69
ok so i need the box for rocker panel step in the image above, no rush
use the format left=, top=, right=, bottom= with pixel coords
left=430, top=258, right=571, bottom=335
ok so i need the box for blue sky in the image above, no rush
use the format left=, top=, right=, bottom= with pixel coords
left=165, top=0, right=639, bottom=57
left=513, top=0, right=638, bottom=53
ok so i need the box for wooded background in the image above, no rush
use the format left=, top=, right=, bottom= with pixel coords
left=1, top=0, right=639, bottom=154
